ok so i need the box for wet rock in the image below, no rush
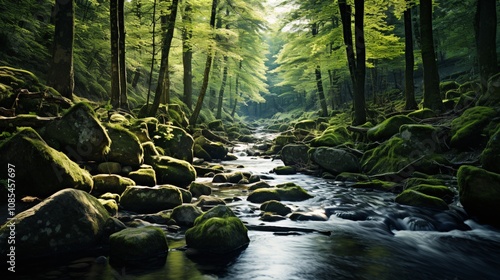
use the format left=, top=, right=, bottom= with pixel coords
left=335, top=172, right=369, bottom=182
left=0, top=189, right=110, bottom=258
left=405, top=184, right=454, bottom=203
left=97, top=162, right=122, bottom=174
left=248, top=181, right=272, bottom=191
left=92, top=174, right=135, bottom=195
left=104, top=123, right=144, bottom=167
left=311, top=147, right=360, bottom=174
left=351, top=179, right=396, bottom=192
left=120, top=185, right=183, bottom=213
left=367, top=115, right=415, bottom=142
left=195, top=195, right=226, bottom=211
left=450, top=106, right=497, bottom=150
left=99, top=192, right=120, bottom=203
left=98, top=199, right=118, bottom=216
left=457, top=165, right=500, bottom=226
left=188, top=182, right=212, bottom=197
left=247, top=183, right=313, bottom=203
left=194, top=136, right=227, bottom=160
left=154, top=124, right=194, bottom=163
left=310, top=126, right=351, bottom=147
left=151, top=155, right=196, bottom=188
left=177, top=187, right=192, bottom=203
left=185, top=205, right=249, bottom=254
left=260, top=200, right=292, bottom=216
left=481, top=127, right=500, bottom=174
left=273, top=166, right=297, bottom=175
left=109, top=226, right=168, bottom=264
left=289, top=211, right=328, bottom=221
left=40, top=103, right=111, bottom=162
left=127, top=167, right=156, bottom=187
left=260, top=212, right=287, bottom=222
left=395, top=190, right=449, bottom=211
left=171, top=205, right=203, bottom=227
left=281, top=144, right=310, bottom=167
left=213, top=171, right=247, bottom=183
left=0, top=127, right=93, bottom=197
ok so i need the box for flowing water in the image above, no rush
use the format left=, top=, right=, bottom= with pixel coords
left=18, top=130, right=500, bottom=279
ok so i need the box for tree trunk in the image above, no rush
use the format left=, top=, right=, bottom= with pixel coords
left=146, top=0, right=157, bottom=107
left=404, top=6, right=418, bottom=110
left=338, top=1, right=357, bottom=88
left=149, top=0, right=179, bottom=117
left=118, top=0, right=129, bottom=110
left=47, top=0, right=74, bottom=100
left=132, top=68, right=140, bottom=88
left=231, top=60, right=242, bottom=118
left=475, top=0, right=498, bottom=91
left=216, top=56, right=228, bottom=119
left=181, top=0, right=193, bottom=109
left=420, top=0, right=442, bottom=111
left=189, top=0, right=218, bottom=126
left=110, top=0, right=120, bottom=108
left=353, top=0, right=366, bottom=125
left=315, top=66, right=328, bottom=117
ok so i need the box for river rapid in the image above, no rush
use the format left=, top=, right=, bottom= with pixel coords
left=19, top=130, right=500, bottom=280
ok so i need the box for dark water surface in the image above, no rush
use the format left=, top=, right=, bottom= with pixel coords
left=16, top=133, right=500, bottom=279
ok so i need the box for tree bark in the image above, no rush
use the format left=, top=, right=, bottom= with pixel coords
left=110, top=0, right=120, bottom=108
left=47, top=0, right=74, bottom=100
left=118, top=0, right=129, bottom=110
left=181, top=0, right=193, bottom=109
left=312, top=23, right=328, bottom=117
left=189, top=0, right=218, bottom=126
left=216, top=56, right=228, bottom=119
left=231, top=60, right=242, bottom=118
left=146, top=0, right=157, bottom=107
left=475, top=0, right=498, bottom=91
left=353, top=0, right=366, bottom=125
left=420, top=0, right=443, bottom=111
left=404, top=6, right=418, bottom=110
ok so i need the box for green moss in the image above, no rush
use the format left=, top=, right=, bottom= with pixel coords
left=406, top=184, right=454, bottom=202
left=109, top=226, right=168, bottom=262
left=311, top=126, right=350, bottom=147
left=404, top=177, right=445, bottom=189
left=273, top=166, right=297, bottom=175
left=247, top=188, right=281, bottom=203
left=104, top=123, right=144, bottom=167
left=294, top=119, right=316, bottom=131
left=260, top=200, right=292, bottom=216
left=367, top=115, right=415, bottom=141
left=335, top=172, right=370, bottom=182
left=450, top=106, right=497, bottom=149
left=276, top=183, right=313, bottom=201
left=395, top=190, right=449, bottom=210
left=152, top=156, right=196, bottom=187
left=98, top=198, right=118, bottom=216
left=481, top=127, right=500, bottom=173
left=351, top=179, right=396, bottom=191
left=275, top=135, right=296, bottom=146
left=407, top=109, right=436, bottom=119
left=128, top=168, right=156, bottom=187
left=92, top=174, right=135, bottom=195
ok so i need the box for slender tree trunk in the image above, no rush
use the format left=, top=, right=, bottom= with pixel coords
left=420, top=0, right=442, bottom=111
left=189, top=0, right=218, bottom=126
left=339, top=1, right=357, bottom=88
left=404, top=6, right=418, bottom=110
left=231, top=60, right=242, bottom=118
left=132, top=68, right=140, bottom=88
left=353, top=0, right=366, bottom=125
left=181, top=0, right=193, bottom=109
left=149, top=0, right=179, bottom=117
left=110, top=0, right=120, bottom=108
left=475, top=0, right=498, bottom=91
left=315, top=66, right=328, bottom=117
left=118, top=0, right=129, bottom=110
left=47, top=0, right=74, bottom=100
left=146, top=0, right=157, bottom=107
left=216, top=56, right=228, bottom=119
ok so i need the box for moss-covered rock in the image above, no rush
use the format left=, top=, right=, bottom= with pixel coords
left=247, top=183, right=312, bottom=203
left=481, top=128, right=500, bottom=174
left=311, top=147, right=360, bottom=174
left=171, top=205, right=203, bottom=227
left=98, top=198, right=119, bottom=216
left=406, top=184, right=454, bottom=203
left=120, top=185, right=183, bottom=213
left=367, top=115, right=415, bottom=142
left=178, top=187, right=192, bottom=203
left=212, top=171, right=247, bottom=183
left=151, top=156, right=196, bottom=187
left=100, top=192, right=121, bottom=203
left=208, top=120, right=224, bottom=131
left=185, top=205, right=249, bottom=254
left=195, top=195, right=226, bottom=210
left=40, top=103, right=111, bottom=161
left=188, top=182, right=212, bottom=197
left=97, top=162, right=122, bottom=174
left=477, top=72, right=500, bottom=107
left=404, top=177, right=445, bottom=189
left=0, top=189, right=110, bottom=258
left=399, top=124, right=445, bottom=153
left=457, top=165, right=500, bottom=226
left=294, top=119, right=316, bottom=131
left=109, top=226, right=168, bottom=264
left=335, top=172, right=370, bottom=182
left=92, top=174, right=135, bottom=195
left=274, top=134, right=296, bottom=146
left=351, top=179, right=396, bottom=191
left=154, top=124, right=194, bottom=163
left=280, top=144, right=310, bottom=166
left=247, top=188, right=281, bottom=203
left=407, top=108, right=436, bottom=119
left=248, top=181, right=272, bottom=191
left=450, top=106, right=497, bottom=150
left=103, top=123, right=144, bottom=167
left=310, top=126, right=350, bottom=147
left=260, top=200, right=292, bottom=216
left=395, top=190, right=449, bottom=210
left=0, top=128, right=93, bottom=197
left=273, top=166, right=297, bottom=175
left=127, top=168, right=156, bottom=187
left=194, top=136, right=227, bottom=160
left=142, top=141, right=160, bottom=165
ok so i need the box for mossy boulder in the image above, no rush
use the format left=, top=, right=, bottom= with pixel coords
left=127, top=168, right=156, bottom=187
left=195, top=195, right=226, bottom=210
left=294, top=119, right=316, bottom=131
left=120, top=185, right=183, bottom=213
left=0, top=128, right=93, bottom=197
left=310, top=126, right=350, bottom=147
left=407, top=108, right=436, bottom=119
left=171, top=205, right=203, bottom=227
left=351, top=179, right=396, bottom=192
left=273, top=166, right=297, bottom=175
left=311, top=147, right=360, bottom=174
left=367, top=115, right=415, bottom=142
left=0, top=189, right=111, bottom=259
left=194, top=136, right=227, bottom=160
left=399, top=124, right=445, bottom=153
left=188, top=182, right=212, bottom=197
left=103, top=123, right=144, bottom=167
left=406, top=184, right=454, bottom=203
left=248, top=181, right=272, bottom=191
left=177, top=187, right=193, bottom=203
left=274, top=135, right=296, bottom=146
left=92, top=174, right=135, bottom=195
left=151, top=156, right=196, bottom=187
left=335, top=172, right=369, bottom=182
left=260, top=200, right=292, bottom=216
left=97, top=162, right=122, bottom=174
left=457, top=165, right=500, bottom=226
left=109, top=226, right=168, bottom=264
left=280, top=144, right=310, bottom=166
left=208, top=120, right=224, bottom=131
left=450, top=106, right=497, bottom=150
left=247, top=188, right=280, bottom=203
left=100, top=192, right=121, bottom=203
left=185, top=205, right=249, bottom=254
left=98, top=198, right=119, bottom=216
left=142, top=141, right=160, bottom=165
left=395, top=190, right=449, bottom=210
left=212, top=171, right=247, bottom=183
left=154, top=124, right=194, bottom=163
left=477, top=72, right=500, bottom=107
left=481, top=128, right=500, bottom=174
left=404, top=177, right=445, bottom=189
left=39, top=103, right=111, bottom=162
left=247, top=183, right=312, bottom=203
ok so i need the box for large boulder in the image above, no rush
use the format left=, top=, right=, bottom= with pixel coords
left=247, top=183, right=313, bottom=203
left=103, top=123, right=144, bottom=167
left=311, top=147, right=359, bottom=174
left=151, top=156, right=196, bottom=188
left=367, top=115, right=415, bottom=142
left=194, top=136, right=227, bottom=160
left=171, top=205, right=203, bottom=227
left=0, top=189, right=111, bottom=259
left=457, top=165, right=500, bottom=226
left=120, top=185, right=183, bottom=213
left=310, top=126, right=351, bottom=147
left=154, top=124, right=194, bottom=163
left=481, top=127, right=500, bottom=174
left=188, top=182, right=212, bottom=197
left=92, top=174, right=135, bottom=195
left=281, top=144, right=310, bottom=166
left=127, top=167, right=156, bottom=187
left=0, top=128, right=93, bottom=197
left=450, top=106, right=497, bottom=150
left=109, top=226, right=168, bottom=264
left=395, top=190, right=449, bottom=210
left=185, top=205, right=249, bottom=254
left=39, top=103, right=111, bottom=162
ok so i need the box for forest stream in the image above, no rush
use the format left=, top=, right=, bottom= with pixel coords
left=14, top=128, right=500, bottom=280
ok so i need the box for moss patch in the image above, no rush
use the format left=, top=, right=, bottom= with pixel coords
left=109, top=226, right=168, bottom=263
left=395, top=190, right=449, bottom=210
left=450, top=106, right=497, bottom=150
left=367, top=115, right=415, bottom=142
left=310, top=126, right=350, bottom=147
